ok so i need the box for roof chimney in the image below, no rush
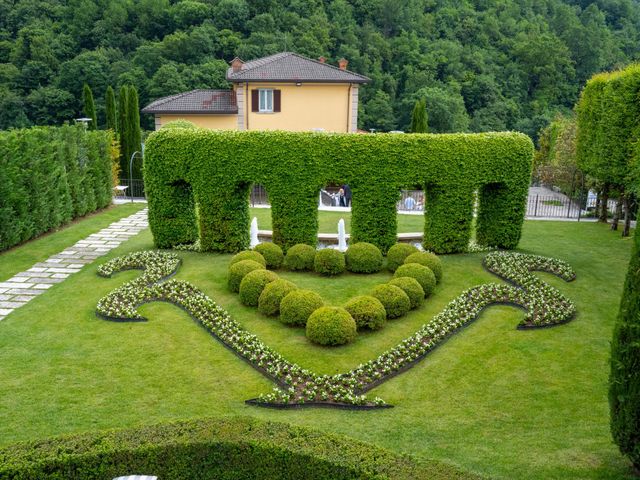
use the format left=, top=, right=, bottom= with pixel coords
left=338, top=58, right=348, bottom=70
left=318, top=56, right=326, bottom=64
left=230, top=57, right=244, bottom=73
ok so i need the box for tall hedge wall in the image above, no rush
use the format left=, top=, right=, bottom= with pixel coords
left=0, top=125, right=114, bottom=251
left=145, top=130, right=532, bottom=254
left=0, top=417, right=480, bottom=480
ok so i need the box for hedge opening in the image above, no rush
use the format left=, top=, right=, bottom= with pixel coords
left=145, top=130, right=532, bottom=254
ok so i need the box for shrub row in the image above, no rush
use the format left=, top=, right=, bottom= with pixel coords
left=96, top=250, right=576, bottom=408
left=0, top=125, right=115, bottom=251
left=0, top=416, right=477, bottom=480
left=145, top=130, right=533, bottom=254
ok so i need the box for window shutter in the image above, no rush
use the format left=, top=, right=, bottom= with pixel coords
left=274, top=89, right=281, bottom=112
left=251, top=90, right=259, bottom=112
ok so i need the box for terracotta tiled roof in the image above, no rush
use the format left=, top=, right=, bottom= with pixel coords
left=141, top=89, right=237, bottom=114
left=226, top=52, right=370, bottom=84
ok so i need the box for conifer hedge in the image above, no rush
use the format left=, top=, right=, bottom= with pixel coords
left=0, top=125, right=114, bottom=251
left=0, top=417, right=478, bottom=480
left=145, top=130, right=532, bottom=254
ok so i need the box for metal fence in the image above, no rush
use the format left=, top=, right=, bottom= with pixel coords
left=117, top=178, right=145, bottom=199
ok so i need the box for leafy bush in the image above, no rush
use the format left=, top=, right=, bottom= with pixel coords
left=344, top=295, right=386, bottom=330
left=345, top=242, right=383, bottom=273
left=145, top=130, right=532, bottom=254
left=395, top=263, right=436, bottom=296
left=306, top=306, right=357, bottom=345
left=389, top=277, right=425, bottom=309
left=230, top=250, right=266, bottom=267
left=314, top=248, right=345, bottom=276
left=258, top=279, right=298, bottom=316
left=239, top=269, right=279, bottom=307
left=371, top=284, right=411, bottom=319
left=284, top=244, right=317, bottom=271
left=254, top=242, right=284, bottom=269
left=404, top=251, right=442, bottom=283
left=161, top=119, right=197, bottom=129
left=228, top=259, right=265, bottom=293
left=279, top=289, right=324, bottom=326
left=386, top=243, right=418, bottom=272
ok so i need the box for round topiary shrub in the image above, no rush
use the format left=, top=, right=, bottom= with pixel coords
left=258, top=279, right=298, bottom=316
left=404, top=251, right=443, bottom=283
left=389, top=277, right=425, bottom=309
left=345, top=242, right=383, bottom=273
left=254, top=242, right=284, bottom=269
left=306, top=306, right=357, bottom=346
left=228, top=260, right=266, bottom=293
left=229, top=250, right=266, bottom=268
left=314, top=248, right=345, bottom=276
left=344, top=295, right=386, bottom=330
left=371, top=284, right=411, bottom=319
left=161, top=119, right=197, bottom=129
left=394, top=263, right=436, bottom=296
left=284, top=244, right=316, bottom=271
left=386, top=243, right=418, bottom=272
left=279, top=289, right=324, bottom=326
left=239, top=269, right=280, bottom=306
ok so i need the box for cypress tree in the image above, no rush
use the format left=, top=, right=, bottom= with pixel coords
left=117, top=86, right=129, bottom=173
left=126, top=85, right=142, bottom=178
left=410, top=98, right=428, bottom=133
left=609, top=226, right=640, bottom=470
left=82, top=84, right=97, bottom=130
left=105, top=86, right=117, bottom=132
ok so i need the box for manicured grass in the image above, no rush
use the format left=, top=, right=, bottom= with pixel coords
left=250, top=207, right=425, bottom=233
left=0, top=203, right=146, bottom=282
left=0, top=220, right=635, bottom=479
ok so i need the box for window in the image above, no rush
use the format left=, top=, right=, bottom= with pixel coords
left=259, top=89, right=273, bottom=112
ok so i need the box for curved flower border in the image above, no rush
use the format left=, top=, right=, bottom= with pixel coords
left=96, top=250, right=576, bottom=409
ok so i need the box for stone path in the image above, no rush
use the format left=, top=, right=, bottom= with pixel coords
left=0, top=208, right=148, bottom=322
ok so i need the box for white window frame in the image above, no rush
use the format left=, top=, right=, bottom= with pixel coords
left=259, top=88, right=274, bottom=113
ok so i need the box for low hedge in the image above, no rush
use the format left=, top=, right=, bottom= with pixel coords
left=239, top=269, right=279, bottom=306
left=346, top=242, right=383, bottom=273
left=306, top=306, right=357, bottom=345
left=284, top=243, right=317, bottom=271
left=258, top=278, right=298, bottom=316
left=230, top=250, right=267, bottom=267
left=254, top=242, right=284, bottom=269
left=227, top=259, right=266, bottom=293
left=314, top=248, right=346, bottom=276
left=395, top=263, right=436, bottom=296
left=404, top=251, right=442, bottom=283
left=279, top=289, right=324, bottom=326
left=0, top=416, right=482, bottom=480
left=344, top=295, right=387, bottom=330
left=371, top=284, right=411, bottom=319
left=386, top=243, right=419, bottom=272
left=389, top=277, right=425, bottom=309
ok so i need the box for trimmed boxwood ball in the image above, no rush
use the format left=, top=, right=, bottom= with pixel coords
left=306, top=306, right=357, bottom=346
left=254, top=242, right=284, bottom=269
left=345, top=242, right=383, bottom=273
left=344, top=295, right=386, bottom=330
left=239, top=269, right=279, bottom=307
left=229, top=250, right=266, bottom=267
left=314, top=248, right=345, bottom=276
left=395, top=263, right=436, bottom=296
left=389, top=277, right=425, bottom=309
left=279, top=289, right=324, bottom=326
left=371, top=284, right=411, bottom=319
left=404, top=251, right=443, bottom=283
left=386, top=243, right=418, bottom=272
left=258, top=279, right=298, bottom=316
left=228, top=260, right=265, bottom=293
left=284, top=244, right=316, bottom=271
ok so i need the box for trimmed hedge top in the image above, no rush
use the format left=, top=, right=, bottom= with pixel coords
left=145, top=130, right=532, bottom=254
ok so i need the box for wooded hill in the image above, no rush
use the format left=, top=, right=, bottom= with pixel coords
left=1, top=0, right=639, bottom=138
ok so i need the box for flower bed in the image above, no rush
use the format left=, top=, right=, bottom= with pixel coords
left=96, top=250, right=576, bottom=409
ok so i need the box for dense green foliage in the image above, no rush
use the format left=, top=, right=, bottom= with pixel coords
left=343, top=295, right=387, bottom=330
left=0, top=417, right=447, bottom=479
left=306, top=306, right=357, bottom=346
left=314, top=248, right=346, bottom=276
left=254, top=242, right=284, bottom=269
left=389, top=276, right=425, bottom=309
left=395, top=263, right=436, bottom=296
left=371, top=284, right=411, bottom=319
left=105, top=85, right=116, bottom=132
left=345, top=242, right=383, bottom=273
left=404, top=251, right=442, bottom=283
left=229, top=249, right=266, bottom=267
left=609, top=226, right=640, bottom=469
left=227, top=259, right=264, bottom=292
left=239, top=268, right=278, bottom=307
left=1, top=0, right=639, bottom=139
left=279, top=289, right=324, bottom=326
left=145, top=129, right=532, bottom=254
left=284, top=243, right=317, bottom=270
left=386, top=243, right=419, bottom=272
left=410, top=98, right=428, bottom=133
left=0, top=125, right=113, bottom=251
left=257, top=278, right=297, bottom=316
left=82, top=83, right=96, bottom=130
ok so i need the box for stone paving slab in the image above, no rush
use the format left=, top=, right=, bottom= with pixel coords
left=0, top=208, right=148, bottom=322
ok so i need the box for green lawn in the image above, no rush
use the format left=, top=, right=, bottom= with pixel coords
left=0, top=219, right=635, bottom=479
left=0, top=203, right=146, bottom=282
